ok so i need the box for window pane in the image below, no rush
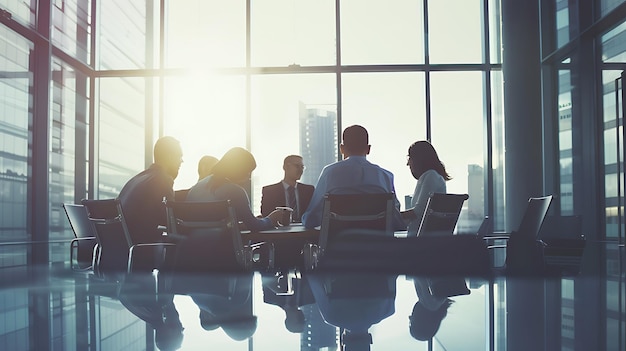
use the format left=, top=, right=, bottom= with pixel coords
left=98, top=77, right=146, bottom=198
left=340, top=0, right=424, bottom=65
left=52, top=0, right=91, bottom=65
left=489, top=0, right=502, bottom=63
left=251, top=0, right=336, bottom=67
left=163, top=74, right=247, bottom=190
left=0, top=24, right=32, bottom=253
left=342, top=72, right=426, bottom=209
left=98, top=0, right=149, bottom=69
left=602, top=21, right=626, bottom=63
left=167, top=0, right=246, bottom=68
left=428, top=0, right=483, bottom=64
left=430, top=71, right=485, bottom=231
left=1, top=0, right=36, bottom=28
left=491, top=70, right=505, bottom=231
left=601, top=0, right=626, bottom=17
left=49, top=58, right=90, bottom=264
left=558, top=68, right=574, bottom=214
left=250, top=74, right=336, bottom=214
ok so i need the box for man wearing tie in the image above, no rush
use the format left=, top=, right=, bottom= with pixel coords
left=260, top=155, right=314, bottom=223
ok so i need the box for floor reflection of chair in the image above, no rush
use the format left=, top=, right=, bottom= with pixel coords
left=81, top=198, right=174, bottom=276
left=415, top=193, right=469, bottom=237
left=164, top=199, right=274, bottom=273
left=303, top=193, right=395, bottom=270
left=179, top=273, right=257, bottom=341
left=305, top=272, right=397, bottom=351
left=63, top=203, right=98, bottom=272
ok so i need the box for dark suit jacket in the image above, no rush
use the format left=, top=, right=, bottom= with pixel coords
left=261, top=181, right=315, bottom=220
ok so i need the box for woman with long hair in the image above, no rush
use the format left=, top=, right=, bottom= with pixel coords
left=402, top=141, right=451, bottom=236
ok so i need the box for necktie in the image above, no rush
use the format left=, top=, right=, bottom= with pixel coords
left=287, top=186, right=298, bottom=221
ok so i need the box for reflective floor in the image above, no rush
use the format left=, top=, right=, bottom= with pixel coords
left=0, top=241, right=624, bottom=351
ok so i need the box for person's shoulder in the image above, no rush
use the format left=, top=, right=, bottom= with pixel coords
left=262, top=181, right=282, bottom=190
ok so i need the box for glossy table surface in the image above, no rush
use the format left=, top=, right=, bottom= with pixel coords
left=0, top=239, right=623, bottom=351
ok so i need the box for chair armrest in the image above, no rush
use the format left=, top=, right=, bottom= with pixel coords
left=244, top=241, right=275, bottom=270
left=302, top=243, right=320, bottom=271
left=128, top=243, right=177, bottom=273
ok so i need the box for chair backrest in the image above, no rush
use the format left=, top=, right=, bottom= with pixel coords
left=62, top=203, right=96, bottom=239
left=174, top=189, right=190, bottom=202
left=475, top=216, right=493, bottom=239
left=516, top=195, right=553, bottom=239
left=537, top=214, right=582, bottom=240
left=81, top=198, right=134, bottom=272
left=416, top=193, right=469, bottom=237
left=164, top=199, right=246, bottom=271
left=318, top=193, right=395, bottom=252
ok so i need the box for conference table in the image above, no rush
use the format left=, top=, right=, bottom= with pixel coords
left=243, top=223, right=320, bottom=269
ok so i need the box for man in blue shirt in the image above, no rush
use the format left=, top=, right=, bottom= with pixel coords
left=301, top=125, right=405, bottom=230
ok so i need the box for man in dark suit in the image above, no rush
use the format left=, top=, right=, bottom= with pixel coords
left=261, top=155, right=314, bottom=222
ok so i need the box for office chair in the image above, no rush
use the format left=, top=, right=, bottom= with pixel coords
left=81, top=198, right=174, bottom=276
left=302, top=192, right=396, bottom=271
left=163, top=199, right=274, bottom=272
left=415, top=193, right=469, bottom=237
left=486, top=195, right=553, bottom=274
left=62, top=203, right=98, bottom=272
left=537, top=215, right=586, bottom=275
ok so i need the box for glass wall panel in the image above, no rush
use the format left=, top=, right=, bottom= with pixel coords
left=250, top=74, right=336, bottom=214
left=555, top=0, right=572, bottom=49
left=98, top=0, right=147, bottom=70
left=342, top=72, right=426, bottom=210
left=601, top=17, right=626, bottom=239
left=601, top=20, right=626, bottom=350
left=162, top=74, right=247, bottom=191
left=601, top=0, right=626, bottom=17
left=51, top=0, right=91, bottom=65
left=98, top=77, right=146, bottom=198
left=489, top=0, right=503, bottom=64
left=0, top=24, right=32, bottom=250
left=167, top=0, right=246, bottom=68
left=558, top=67, right=574, bottom=214
left=428, top=0, right=483, bottom=64
left=0, top=0, right=36, bottom=28
left=491, top=70, right=506, bottom=231
left=340, top=0, right=424, bottom=65
left=251, top=0, right=335, bottom=67
left=49, top=58, right=90, bottom=264
left=430, top=71, right=485, bottom=232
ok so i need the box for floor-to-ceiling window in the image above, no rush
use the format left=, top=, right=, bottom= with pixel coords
left=541, top=1, right=626, bottom=349
left=161, top=0, right=504, bottom=234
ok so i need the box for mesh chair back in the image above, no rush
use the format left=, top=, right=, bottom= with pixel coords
left=319, top=193, right=395, bottom=252
left=416, top=193, right=469, bottom=237
left=63, top=203, right=96, bottom=239
left=63, top=203, right=98, bottom=270
left=516, top=195, right=553, bottom=239
left=81, top=198, right=134, bottom=272
left=164, top=199, right=246, bottom=271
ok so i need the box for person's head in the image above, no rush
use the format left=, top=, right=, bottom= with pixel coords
left=283, top=306, right=305, bottom=333
left=212, top=147, right=257, bottom=184
left=340, top=125, right=371, bottom=158
left=409, top=299, right=452, bottom=341
left=153, top=136, right=183, bottom=180
left=220, top=316, right=258, bottom=341
left=283, top=155, right=305, bottom=183
left=154, top=324, right=184, bottom=351
left=407, top=140, right=451, bottom=181
left=198, top=155, right=219, bottom=180
left=342, top=330, right=372, bottom=351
